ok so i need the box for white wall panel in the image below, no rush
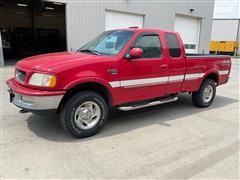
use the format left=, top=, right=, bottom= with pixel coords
left=175, top=15, right=201, bottom=53
left=105, top=10, right=143, bottom=30
left=211, top=19, right=239, bottom=41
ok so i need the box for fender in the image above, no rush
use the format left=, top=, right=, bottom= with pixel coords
left=64, top=77, right=112, bottom=90
left=63, top=76, right=120, bottom=106
left=198, top=68, right=219, bottom=89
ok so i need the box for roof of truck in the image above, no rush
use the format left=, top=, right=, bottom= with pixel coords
left=111, top=27, right=177, bottom=34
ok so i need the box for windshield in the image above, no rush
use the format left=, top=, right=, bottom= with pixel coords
left=78, top=30, right=135, bottom=56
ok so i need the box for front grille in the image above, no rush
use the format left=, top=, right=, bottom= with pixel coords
left=15, top=69, right=26, bottom=83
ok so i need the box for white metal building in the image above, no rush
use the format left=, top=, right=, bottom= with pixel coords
left=211, top=19, right=239, bottom=41
left=0, top=0, right=215, bottom=65
left=211, top=19, right=240, bottom=55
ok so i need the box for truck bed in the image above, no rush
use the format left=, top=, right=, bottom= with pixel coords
left=186, top=53, right=230, bottom=59
left=182, top=53, right=231, bottom=93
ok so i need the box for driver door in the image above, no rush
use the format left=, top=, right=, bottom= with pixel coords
left=118, top=32, right=169, bottom=104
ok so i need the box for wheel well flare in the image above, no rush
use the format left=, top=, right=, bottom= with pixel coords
left=57, top=82, right=111, bottom=112
left=205, top=73, right=219, bottom=84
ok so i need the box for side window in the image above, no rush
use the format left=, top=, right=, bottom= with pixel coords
left=165, top=33, right=181, bottom=58
left=132, top=35, right=162, bottom=58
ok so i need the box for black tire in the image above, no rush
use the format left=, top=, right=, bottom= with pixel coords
left=192, top=78, right=216, bottom=108
left=60, top=91, right=108, bottom=138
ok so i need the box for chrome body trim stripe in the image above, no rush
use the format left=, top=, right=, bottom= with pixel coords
left=123, top=81, right=167, bottom=89
left=109, top=74, right=202, bottom=88
left=121, top=76, right=168, bottom=87
left=184, top=73, right=204, bottom=80
left=168, top=75, right=184, bottom=82
left=109, top=81, right=120, bottom=88
left=222, top=60, right=231, bottom=64
left=219, top=70, right=229, bottom=75
left=109, top=70, right=228, bottom=88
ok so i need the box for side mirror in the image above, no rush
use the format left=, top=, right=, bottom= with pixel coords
left=128, top=47, right=143, bottom=59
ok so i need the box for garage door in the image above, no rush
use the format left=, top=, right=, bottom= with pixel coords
left=105, top=10, right=144, bottom=31
left=174, top=15, right=201, bottom=53
left=0, top=32, right=4, bottom=65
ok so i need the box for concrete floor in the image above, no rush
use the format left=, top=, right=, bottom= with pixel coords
left=0, top=60, right=239, bottom=179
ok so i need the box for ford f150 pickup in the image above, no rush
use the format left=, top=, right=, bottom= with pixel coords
left=7, top=28, right=231, bottom=138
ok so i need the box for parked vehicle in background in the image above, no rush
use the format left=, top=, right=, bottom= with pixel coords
left=7, top=28, right=231, bottom=138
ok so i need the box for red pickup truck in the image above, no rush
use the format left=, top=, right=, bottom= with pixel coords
left=7, top=28, right=231, bottom=138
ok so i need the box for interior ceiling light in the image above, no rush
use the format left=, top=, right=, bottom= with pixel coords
left=17, top=3, right=28, bottom=7
left=45, top=7, right=54, bottom=10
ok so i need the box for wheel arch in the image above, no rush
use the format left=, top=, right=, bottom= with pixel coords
left=193, top=71, right=219, bottom=92
left=57, top=81, right=113, bottom=113
left=204, top=72, right=219, bottom=85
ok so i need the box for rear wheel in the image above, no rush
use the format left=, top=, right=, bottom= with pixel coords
left=60, top=91, right=108, bottom=138
left=192, top=78, right=216, bottom=108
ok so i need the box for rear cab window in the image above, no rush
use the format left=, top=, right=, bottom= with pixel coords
left=165, top=33, right=181, bottom=58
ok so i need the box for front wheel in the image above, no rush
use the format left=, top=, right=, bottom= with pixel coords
left=60, top=91, right=108, bottom=138
left=192, top=78, right=216, bottom=108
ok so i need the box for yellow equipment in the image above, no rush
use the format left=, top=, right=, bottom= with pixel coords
left=209, top=41, right=239, bottom=55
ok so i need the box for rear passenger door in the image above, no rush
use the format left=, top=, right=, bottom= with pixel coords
left=165, top=33, right=186, bottom=93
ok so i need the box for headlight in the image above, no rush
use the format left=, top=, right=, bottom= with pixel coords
left=29, top=73, right=56, bottom=87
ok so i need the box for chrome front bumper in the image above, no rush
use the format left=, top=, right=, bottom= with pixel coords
left=8, top=90, right=63, bottom=111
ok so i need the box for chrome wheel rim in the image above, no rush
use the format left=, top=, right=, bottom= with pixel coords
left=74, top=101, right=101, bottom=130
left=203, top=85, right=214, bottom=103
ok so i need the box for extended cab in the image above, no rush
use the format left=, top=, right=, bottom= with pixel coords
left=7, top=28, right=231, bottom=138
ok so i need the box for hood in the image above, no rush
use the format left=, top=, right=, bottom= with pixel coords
left=16, top=52, right=105, bottom=72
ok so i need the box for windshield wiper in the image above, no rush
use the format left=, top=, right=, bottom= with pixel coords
left=79, top=49, right=101, bottom=56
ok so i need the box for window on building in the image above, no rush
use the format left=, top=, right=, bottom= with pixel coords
left=132, top=35, right=162, bottom=58
left=184, top=44, right=196, bottom=49
left=166, top=33, right=181, bottom=58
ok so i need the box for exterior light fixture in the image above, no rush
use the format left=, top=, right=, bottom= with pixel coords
left=17, top=3, right=28, bottom=7
left=53, top=2, right=63, bottom=5
left=45, top=7, right=54, bottom=10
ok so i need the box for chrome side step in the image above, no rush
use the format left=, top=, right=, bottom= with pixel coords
left=118, top=96, right=178, bottom=111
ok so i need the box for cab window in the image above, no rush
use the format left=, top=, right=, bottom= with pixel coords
left=79, top=30, right=134, bottom=56
left=132, top=34, right=162, bottom=58
left=165, top=33, right=181, bottom=58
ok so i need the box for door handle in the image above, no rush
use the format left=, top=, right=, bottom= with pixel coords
left=160, top=64, right=168, bottom=70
